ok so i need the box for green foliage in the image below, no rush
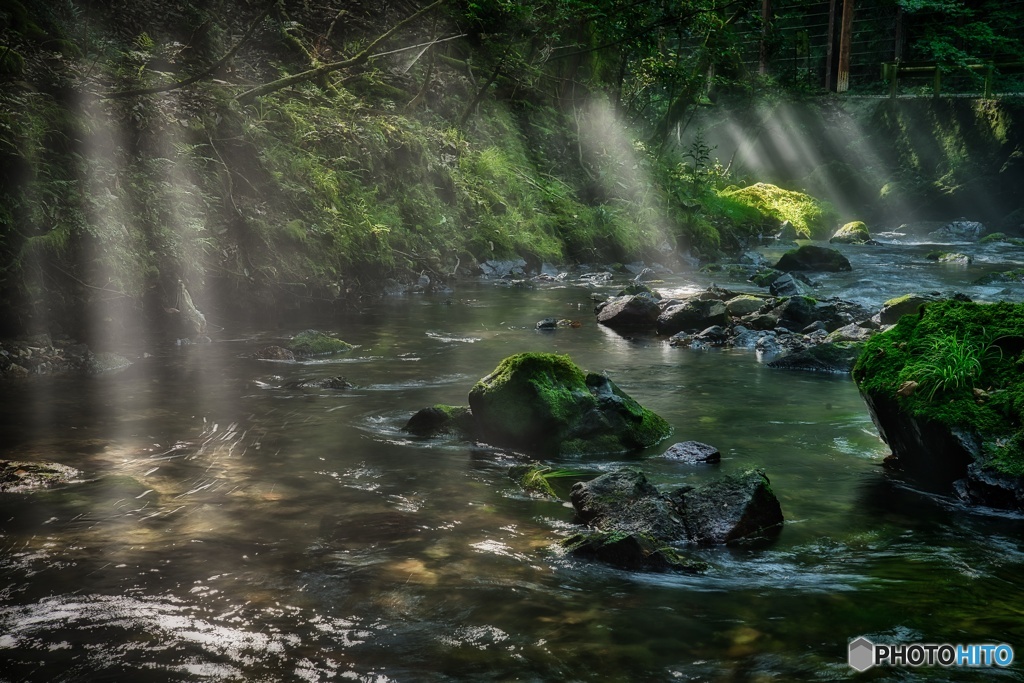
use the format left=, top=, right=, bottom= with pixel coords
left=721, top=183, right=837, bottom=239
left=854, top=300, right=1024, bottom=474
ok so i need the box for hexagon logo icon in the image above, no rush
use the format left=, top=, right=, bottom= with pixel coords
left=848, top=637, right=875, bottom=672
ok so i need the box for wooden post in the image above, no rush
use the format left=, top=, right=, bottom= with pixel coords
left=837, top=0, right=855, bottom=92
left=933, top=66, right=941, bottom=98
left=885, top=63, right=898, bottom=98
left=825, top=0, right=838, bottom=90
left=984, top=63, right=994, bottom=98
left=759, top=0, right=771, bottom=75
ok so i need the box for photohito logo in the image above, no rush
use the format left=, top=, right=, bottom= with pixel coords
left=848, top=637, right=1014, bottom=671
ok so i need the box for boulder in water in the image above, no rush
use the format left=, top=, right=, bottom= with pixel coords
left=774, top=245, right=852, bottom=273
left=829, top=220, right=871, bottom=244
left=468, top=353, right=671, bottom=456
left=596, top=293, right=661, bottom=330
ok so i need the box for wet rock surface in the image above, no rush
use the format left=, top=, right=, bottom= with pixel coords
left=1, top=460, right=81, bottom=493
left=0, top=335, right=132, bottom=380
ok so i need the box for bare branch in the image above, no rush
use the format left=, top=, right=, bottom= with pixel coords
left=103, top=3, right=274, bottom=99
left=236, top=0, right=445, bottom=104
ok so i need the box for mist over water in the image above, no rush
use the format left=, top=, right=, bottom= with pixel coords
left=1, top=249, right=1023, bottom=681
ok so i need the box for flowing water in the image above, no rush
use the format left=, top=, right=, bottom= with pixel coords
left=2, top=236, right=1024, bottom=682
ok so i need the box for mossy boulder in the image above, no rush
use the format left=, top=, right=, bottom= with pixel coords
left=925, top=251, right=973, bottom=265
left=467, top=353, right=671, bottom=456
left=829, top=220, right=871, bottom=244
left=774, top=245, right=852, bottom=273
left=721, top=183, right=838, bottom=239
left=288, top=330, right=354, bottom=356
left=724, top=295, right=765, bottom=317
left=853, top=300, right=1024, bottom=508
left=878, top=293, right=939, bottom=325
left=656, top=299, right=729, bottom=335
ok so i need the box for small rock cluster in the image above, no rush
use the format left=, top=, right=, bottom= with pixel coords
left=0, top=334, right=132, bottom=379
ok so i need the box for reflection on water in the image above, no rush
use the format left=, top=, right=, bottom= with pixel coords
left=1, top=257, right=1023, bottom=681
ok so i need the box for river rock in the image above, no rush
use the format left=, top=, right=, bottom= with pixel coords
left=288, top=330, right=354, bottom=356
left=562, top=530, right=706, bottom=573
left=252, top=345, right=296, bottom=361
left=570, top=467, right=688, bottom=541
left=774, top=245, right=852, bottom=272
left=670, top=469, right=784, bottom=545
left=403, top=405, right=475, bottom=438
left=657, top=299, right=728, bottom=335
left=467, top=353, right=671, bottom=456
left=769, top=272, right=814, bottom=297
left=724, top=295, right=765, bottom=316
left=927, top=220, right=985, bottom=242
left=596, top=293, right=661, bottom=329
left=480, top=258, right=528, bottom=278
left=663, top=441, right=721, bottom=463
left=1, top=460, right=81, bottom=493
left=825, top=322, right=877, bottom=343
left=766, top=342, right=863, bottom=374
left=829, top=220, right=871, bottom=244
left=926, top=251, right=973, bottom=265
left=283, top=376, right=353, bottom=390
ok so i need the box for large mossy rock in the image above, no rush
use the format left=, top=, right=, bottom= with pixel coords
left=829, top=220, right=871, bottom=244
left=774, top=245, right=852, bottom=273
left=468, top=353, right=671, bottom=456
left=878, top=293, right=939, bottom=325
left=720, top=183, right=838, bottom=239
left=853, top=299, right=1024, bottom=508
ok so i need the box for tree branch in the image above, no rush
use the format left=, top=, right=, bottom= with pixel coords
left=235, top=0, right=445, bottom=104
left=103, top=3, right=274, bottom=99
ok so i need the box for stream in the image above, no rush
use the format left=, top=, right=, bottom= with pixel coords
left=1, top=234, right=1023, bottom=682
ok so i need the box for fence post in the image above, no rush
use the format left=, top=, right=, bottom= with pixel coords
left=984, top=63, right=994, bottom=98
left=887, top=63, right=898, bottom=98
left=837, top=0, right=855, bottom=92
left=933, top=67, right=941, bottom=98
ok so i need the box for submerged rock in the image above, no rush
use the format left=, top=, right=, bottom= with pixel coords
left=562, top=530, right=707, bottom=573
left=252, top=345, right=296, bottom=361
left=766, top=342, right=863, bottom=374
left=283, top=376, right=353, bottom=390
left=468, top=353, right=671, bottom=456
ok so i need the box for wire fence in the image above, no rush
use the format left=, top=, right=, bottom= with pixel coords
left=731, top=0, right=1024, bottom=97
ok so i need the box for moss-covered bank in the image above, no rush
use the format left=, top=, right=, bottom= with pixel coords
left=853, top=299, right=1024, bottom=475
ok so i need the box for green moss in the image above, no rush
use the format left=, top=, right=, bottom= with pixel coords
left=721, top=183, right=838, bottom=239
left=853, top=300, right=1024, bottom=473
left=980, top=232, right=1007, bottom=244
left=468, top=353, right=671, bottom=456
left=830, top=220, right=870, bottom=244
left=974, top=269, right=1024, bottom=285
left=288, top=330, right=353, bottom=356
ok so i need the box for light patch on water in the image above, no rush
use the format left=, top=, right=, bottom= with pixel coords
left=425, top=331, right=481, bottom=343
left=439, top=624, right=510, bottom=650
left=470, top=538, right=531, bottom=562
